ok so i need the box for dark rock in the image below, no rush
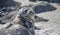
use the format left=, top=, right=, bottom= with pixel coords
left=32, top=1, right=56, bottom=14
left=0, top=0, right=21, bottom=9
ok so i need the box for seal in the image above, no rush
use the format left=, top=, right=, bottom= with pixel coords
left=12, top=6, right=35, bottom=35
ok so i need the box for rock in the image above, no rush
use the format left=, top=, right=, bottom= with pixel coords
left=32, top=1, right=56, bottom=14
left=0, top=0, right=21, bottom=8
left=0, top=0, right=21, bottom=24
left=0, top=24, right=32, bottom=35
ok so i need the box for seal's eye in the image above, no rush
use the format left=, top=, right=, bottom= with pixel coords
left=21, top=9, right=29, bottom=17
left=25, top=10, right=28, bottom=12
left=23, top=10, right=28, bottom=14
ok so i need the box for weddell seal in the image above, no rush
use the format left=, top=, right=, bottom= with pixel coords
left=0, top=6, right=35, bottom=35
left=12, top=6, right=35, bottom=35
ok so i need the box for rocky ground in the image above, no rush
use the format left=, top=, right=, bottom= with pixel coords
left=0, top=0, right=60, bottom=35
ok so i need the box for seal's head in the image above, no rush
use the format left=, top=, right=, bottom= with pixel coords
left=19, top=7, right=35, bottom=22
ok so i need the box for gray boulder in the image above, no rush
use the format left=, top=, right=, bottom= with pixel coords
left=32, top=1, right=56, bottom=14
left=0, top=24, right=32, bottom=35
